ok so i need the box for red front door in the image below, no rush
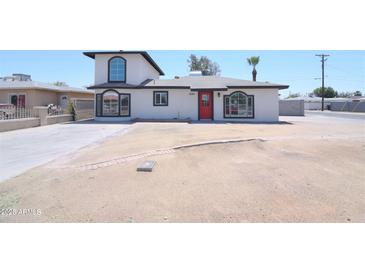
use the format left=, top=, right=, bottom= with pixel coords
left=199, top=91, right=213, bottom=119
left=18, top=95, right=25, bottom=108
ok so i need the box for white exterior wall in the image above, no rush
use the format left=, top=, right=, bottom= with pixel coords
left=95, top=89, right=198, bottom=122
left=214, top=89, right=279, bottom=122
left=94, top=54, right=160, bottom=85
left=95, top=88, right=279, bottom=122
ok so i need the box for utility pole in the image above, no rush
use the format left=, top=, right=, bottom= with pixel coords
left=315, top=54, right=330, bottom=111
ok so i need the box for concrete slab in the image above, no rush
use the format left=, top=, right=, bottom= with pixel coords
left=137, top=160, right=156, bottom=172
left=0, top=121, right=130, bottom=182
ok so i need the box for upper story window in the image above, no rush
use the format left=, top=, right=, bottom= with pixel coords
left=153, top=91, right=168, bottom=106
left=108, top=57, right=126, bottom=82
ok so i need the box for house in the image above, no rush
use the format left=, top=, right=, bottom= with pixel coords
left=0, top=74, right=94, bottom=109
left=84, top=51, right=289, bottom=122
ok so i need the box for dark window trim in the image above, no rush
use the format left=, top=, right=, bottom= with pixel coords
left=119, top=93, right=131, bottom=117
left=96, top=89, right=131, bottom=117
left=223, top=91, right=255, bottom=119
left=96, top=93, right=102, bottom=117
left=101, top=89, right=120, bottom=117
left=108, top=56, right=127, bottom=83
left=153, top=91, right=169, bottom=106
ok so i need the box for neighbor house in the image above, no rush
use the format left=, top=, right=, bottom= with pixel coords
left=84, top=51, right=289, bottom=122
left=0, top=74, right=94, bottom=109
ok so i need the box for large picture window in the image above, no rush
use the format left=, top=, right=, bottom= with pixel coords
left=224, top=91, right=254, bottom=118
left=102, top=90, right=119, bottom=116
left=108, top=57, right=126, bottom=82
left=96, top=90, right=130, bottom=117
left=153, top=91, right=168, bottom=106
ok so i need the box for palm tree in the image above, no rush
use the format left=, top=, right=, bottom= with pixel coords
left=247, top=56, right=260, bottom=81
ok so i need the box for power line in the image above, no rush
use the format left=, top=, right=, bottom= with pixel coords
left=314, top=75, right=328, bottom=80
left=326, top=64, right=365, bottom=78
left=315, top=54, right=330, bottom=111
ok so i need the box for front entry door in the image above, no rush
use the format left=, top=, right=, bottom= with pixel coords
left=199, top=91, right=213, bottom=119
left=18, top=95, right=25, bottom=107
left=60, top=95, right=69, bottom=108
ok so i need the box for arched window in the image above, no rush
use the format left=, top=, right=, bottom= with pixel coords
left=224, top=91, right=254, bottom=118
left=108, top=57, right=126, bottom=82
left=96, top=90, right=130, bottom=117
left=102, top=90, right=119, bottom=116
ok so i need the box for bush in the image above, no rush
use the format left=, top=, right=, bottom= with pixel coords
left=354, top=91, right=362, bottom=96
left=286, top=93, right=301, bottom=99
left=65, top=101, right=76, bottom=121
left=313, top=87, right=337, bottom=98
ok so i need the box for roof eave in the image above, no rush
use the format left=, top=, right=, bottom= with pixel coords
left=0, top=86, right=91, bottom=93
left=83, top=51, right=165, bottom=76
left=227, top=85, right=289, bottom=90
left=190, top=88, right=228, bottom=91
left=87, top=85, right=190, bottom=90
left=87, top=85, right=290, bottom=90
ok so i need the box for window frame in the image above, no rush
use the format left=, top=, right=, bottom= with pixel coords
left=102, top=90, right=120, bottom=117
left=153, top=91, right=169, bottom=106
left=223, top=91, right=254, bottom=119
left=108, top=56, right=127, bottom=83
left=119, top=93, right=131, bottom=117
left=8, top=92, right=26, bottom=107
left=96, top=89, right=131, bottom=117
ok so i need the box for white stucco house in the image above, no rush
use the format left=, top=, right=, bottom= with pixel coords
left=84, top=51, right=289, bottom=122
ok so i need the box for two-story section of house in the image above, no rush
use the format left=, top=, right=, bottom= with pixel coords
left=84, top=51, right=289, bottom=122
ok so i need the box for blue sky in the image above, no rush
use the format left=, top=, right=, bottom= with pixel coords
left=0, top=50, right=364, bottom=98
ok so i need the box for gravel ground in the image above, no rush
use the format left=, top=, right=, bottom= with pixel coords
left=0, top=115, right=364, bottom=222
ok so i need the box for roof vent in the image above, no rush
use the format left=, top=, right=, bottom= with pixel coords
left=189, top=71, right=202, bottom=76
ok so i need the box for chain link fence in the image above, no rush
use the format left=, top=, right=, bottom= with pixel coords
left=330, top=101, right=365, bottom=112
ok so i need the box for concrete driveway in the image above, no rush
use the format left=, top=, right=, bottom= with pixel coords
left=305, top=110, right=365, bottom=120
left=0, top=121, right=130, bottom=182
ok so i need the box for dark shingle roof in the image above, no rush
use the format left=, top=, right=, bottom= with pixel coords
left=88, top=76, right=289, bottom=90
left=87, top=82, right=139, bottom=89
left=83, top=51, right=165, bottom=76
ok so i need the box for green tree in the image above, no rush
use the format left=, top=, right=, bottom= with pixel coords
left=52, top=81, right=68, bottom=86
left=286, top=93, right=301, bottom=99
left=354, top=90, right=362, bottom=96
left=313, top=87, right=337, bottom=98
left=188, top=54, right=200, bottom=71
left=337, top=91, right=353, bottom=98
left=187, top=54, right=221, bottom=75
left=247, top=56, right=260, bottom=81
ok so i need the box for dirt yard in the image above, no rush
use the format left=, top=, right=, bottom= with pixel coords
left=0, top=114, right=364, bottom=222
